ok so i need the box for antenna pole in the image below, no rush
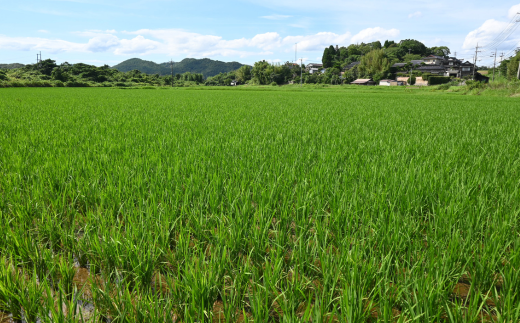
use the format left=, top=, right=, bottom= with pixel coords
left=492, top=49, right=497, bottom=82
left=170, top=59, right=174, bottom=87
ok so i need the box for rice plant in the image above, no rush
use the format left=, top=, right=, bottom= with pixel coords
left=0, top=87, right=519, bottom=322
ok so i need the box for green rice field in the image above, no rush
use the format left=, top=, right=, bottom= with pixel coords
left=0, top=87, right=519, bottom=322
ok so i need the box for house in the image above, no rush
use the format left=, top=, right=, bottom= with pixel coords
left=423, top=55, right=444, bottom=65
left=379, top=79, right=393, bottom=86
left=309, top=68, right=320, bottom=74
left=306, top=63, right=323, bottom=72
left=351, top=79, right=375, bottom=86
left=416, top=65, right=445, bottom=75
left=390, top=81, right=405, bottom=86
left=394, top=55, right=477, bottom=80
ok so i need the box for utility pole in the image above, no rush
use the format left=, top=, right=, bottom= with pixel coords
left=491, top=49, right=497, bottom=82
left=300, top=58, right=303, bottom=87
left=170, top=59, right=174, bottom=87
left=473, top=43, right=481, bottom=80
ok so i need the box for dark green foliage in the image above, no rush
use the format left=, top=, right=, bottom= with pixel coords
left=506, top=51, right=520, bottom=80
left=250, top=61, right=293, bottom=85
left=112, top=58, right=245, bottom=78
left=399, top=39, right=429, bottom=56
left=235, top=65, right=252, bottom=84
left=428, top=76, right=451, bottom=85
left=430, top=46, right=451, bottom=57
left=384, top=40, right=395, bottom=48
left=0, top=70, right=7, bottom=81
left=322, top=46, right=336, bottom=68
left=371, top=41, right=382, bottom=50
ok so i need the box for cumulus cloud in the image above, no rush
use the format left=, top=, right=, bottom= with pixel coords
left=350, top=27, right=400, bottom=44
left=508, top=4, right=520, bottom=19
left=463, top=4, right=520, bottom=50
left=261, top=14, right=292, bottom=20
left=0, top=35, right=85, bottom=53
left=462, top=19, right=510, bottom=49
left=408, top=11, right=422, bottom=18
left=0, top=26, right=402, bottom=59
left=85, top=34, right=120, bottom=52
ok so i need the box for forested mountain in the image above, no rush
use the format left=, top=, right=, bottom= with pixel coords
left=112, top=58, right=245, bottom=77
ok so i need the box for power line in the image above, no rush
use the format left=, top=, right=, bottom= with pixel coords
left=481, top=13, right=520, bottom=51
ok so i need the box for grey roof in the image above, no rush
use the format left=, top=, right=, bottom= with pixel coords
left=393, top=61, right=423, bottom=68
left=417, top=65, right=445, bottom=70
left=424, top=55, right=444, bottom=59
left=345, top=61, right=360, bottom=69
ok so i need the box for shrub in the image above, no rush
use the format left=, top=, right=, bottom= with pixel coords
left=65, top=81, right=90, bottom=87
left=437, top=83, right=451, bottom=91
left=0, top=70, right=8, bottom=81
left=270, top=82, right=278, bottom=86
left=465, top=80, right=486, bottom=91
left=53, top=80, right=65, bottom=87
left=429, top=76, right=451, bottom=85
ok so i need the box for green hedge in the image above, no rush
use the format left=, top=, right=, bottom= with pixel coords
left=428, top=76, right=451, bottom=85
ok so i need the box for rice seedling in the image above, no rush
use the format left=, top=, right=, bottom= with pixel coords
left=0, top=87, right=519, bottom=322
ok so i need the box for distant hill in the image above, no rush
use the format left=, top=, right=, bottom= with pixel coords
left=0, top=63, right=25, bottom=69
left=112, top=58, right=245, bottom=78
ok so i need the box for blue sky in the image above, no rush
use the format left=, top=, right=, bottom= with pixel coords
left=1, top=0, right=519, bottom=66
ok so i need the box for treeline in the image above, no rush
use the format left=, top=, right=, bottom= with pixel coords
left=0, top=59, right=206, bottom=88
left=487, top=54, right=520, bottom=80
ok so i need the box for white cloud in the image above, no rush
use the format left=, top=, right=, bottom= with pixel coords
left=350, top=27, right=400, bottom=44
left=0, top=35, right=85, bottom=53
left=508, top=4, right=520, bottom=19
left=261, top=14, right=292, bottom=20
left=114, top=36, right=162, bottom=55
left=85, top=34, right=120, bottom=52
left=0, top=26, right=401, bottom=60
left=408, top=11, right=422, bottom=18
left=38, top=30, right=49, bottom=33
left=463, top=4, right=520, bottom=50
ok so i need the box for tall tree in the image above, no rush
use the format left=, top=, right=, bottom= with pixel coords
left=357, top=49, right=392, bottom=82
left=506, top=51, right=520, bottom=80
left=384, top=40, right=395, bottom=48
left=430, top=46, right=451, bottom=57
left=399, top=39, right=429, bottom=57
left=322, top=45, right=336, bottom=68
left=235, top=65, right=252, bottom=83
left=371, top=41, right=382, bottom=50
